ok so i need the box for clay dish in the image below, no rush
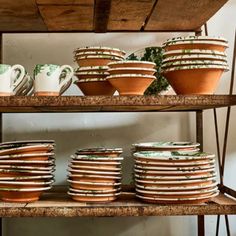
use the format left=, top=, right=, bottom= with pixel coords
left=108, top=61, right=155, bottom=69
left=108, top=67, right=156, bottom=75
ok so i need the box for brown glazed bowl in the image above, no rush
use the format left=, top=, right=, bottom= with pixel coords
left=163, top=65, right=229, bottom=95
left=107, top=74, right=155, bottom=96
left=74, top=79, right=116, bottom=96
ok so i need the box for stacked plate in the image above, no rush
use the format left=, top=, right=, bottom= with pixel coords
left=161, top=36, right=229, bottom=94
left=107, top=61, right=156, bottom=95
left=0, top=140, right=55, bottom=202
left=67, top=148, right=123, bottom=202
left=132, top=142, right=218, bottom=204
left=73, top=47, right=126, bottom=95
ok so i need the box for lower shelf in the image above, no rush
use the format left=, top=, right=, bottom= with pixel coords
left=0, top=186, right=235, bottom=217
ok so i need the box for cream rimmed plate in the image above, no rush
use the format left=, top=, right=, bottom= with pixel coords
left=136, top=191, right=219, bottom=202
left=76, top=147, right=123, bottom=153
left=162, top=60, right=228, bottom=68
left=71, top=160, right=121, bottom=165
left=134, top=164, right=215, bottom=171
left=0, top=159, right=54, bottom=164
left=68, top=192, right=121, bottom=197
left=133, top=141, right=200, bottom=149
left=136, top=186, right=218, bottom=195
left=0, top=153, right=55, bottom=160
left=75, top=78, right=108, bottom=83
left=163, top=40, right=228, bottom=47
left=162, top=54, right=227, bottom=63
left=67, top=179, right=121, bottom=186
left=75, top=55, right=122, bottom=60
left=74, top=46, right=126, bottom=55
left=75, top=51, right=124, bottom=59
left=0, top=180, right=54, bottom=185
left=108, top=60, right=155, bottom=67
left=135, top=182, right=218, bottom=191
left=163, top=49, right=227, bottom=57
left=162, top=64, right=229, bottom=72
left=164, top=36, right=228, bottom=44
left=69, top=164, right=121, bottom=171
left=0, top=165, right=55, bottom=171
left=69, top=187, right=121, bottom=194
left=0, top=175, right=54, bottom=181
left=134, top=159, right=215, bottom=166
left=68, top=168, right=121, bottom=175
left=107, top=74, right=156, bottom=79
left=72, top=155, right=123, bottom=161
left=0, top=186, right=51, bottom=191
left=75, top=66, right=108, bottom=72
left=0, top=140, right=55, bottom=146
left=134, top=167, right=215, bottom=175
left=108, top=67, right=156, bottom=73
left=74, top=71, right=109, bottom=75
left=135, top=173, right=216, bottom=180
left=0, top=169, right=53, bottom=174
left=68, top=174, right=121, bottom=180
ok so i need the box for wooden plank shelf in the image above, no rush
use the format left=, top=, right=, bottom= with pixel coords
left=0, top=95, right=235, bottom=113
left=0, top=0, right=228, bottom=33
left=0, top=186, right=235, bottom=217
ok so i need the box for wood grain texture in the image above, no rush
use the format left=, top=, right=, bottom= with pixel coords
left=0, top=187, right=235, bottom=217
left=0, top=95, right=235, bottom=113
left=107, top=0, right=155, bottom=31
left=38, top=0, right=94, bottom=31
left=0, top=0, right=46, bottom=31
left=37, top=0, right=86, bottom=4
left=145, top=0, right=228, bottom=31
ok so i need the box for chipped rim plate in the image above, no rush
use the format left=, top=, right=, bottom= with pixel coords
left=136, top=191, right=219, bottom=201
left=0, top=186, right=51, bottom=192
left=134, top=167, right=215, bottom=175
left=133, top=141, right=200, bottom=149
left=69, top=187, right=121, bottom=194
left=69, top=164, right=121, bottom=171
left=135, top=173, right=216, bottom=180
left=68, top=174, right=122, bottom=180
left=67, top=179, right=121, bottom=186
left=135, top=176, right=217, bottom=184
left=133, top=151, right=215, bottom=160
left=135, top=186, right=218, bottom=195
left=72, top=155, right=123, bottom=161
left=135, top=182, right=218, bottom=191
left=134, top=158, right=215, bottom=166
left=134, top=164, right=215, bottom=171
left=68, top=168, right=121, bottom=175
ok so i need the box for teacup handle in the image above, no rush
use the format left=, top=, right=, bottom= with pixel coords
left=59, top=65, right=73, bottom=94
left=11, top=64, right=25, bottom=89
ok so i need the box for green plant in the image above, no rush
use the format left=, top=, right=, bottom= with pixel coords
left=127, top=47, right=169, bottom=95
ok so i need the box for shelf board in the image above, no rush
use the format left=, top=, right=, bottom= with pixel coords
left=0, top=186, right=235, bottom=217
left=0, top=95, right=235, bottom=113
left=0, top=0, right=227, bottom=32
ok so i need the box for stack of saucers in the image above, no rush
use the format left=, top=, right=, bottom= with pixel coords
left=73, top=47, right=126, bottom=95
left=67, top=148, right=123, bottom=202
left=161, top=36, right=229, bottom=94
left=132, top=142, right=218, bottom=204
left=107, top=61, right=156, bottom=95
left=0, top=140, right=55, bottom=202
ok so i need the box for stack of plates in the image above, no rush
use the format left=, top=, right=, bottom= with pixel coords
left=132, top=142, right=218, bottom=204
left=73, top=47, right=126, bottom=95
left=107, top=61, right=156, bottom=95
left=0, top=140, right=55, bottom=202
left=161, top=36, right=229, bottom=94
left=67, top=148, right=123, bottom=202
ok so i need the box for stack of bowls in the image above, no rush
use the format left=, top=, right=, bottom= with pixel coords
left=107, top=61, right=156, bottom=95
left=67, top=148, right=123, bottom=202
left=0, top=140, right=55, bottom=202
left=132, top=142, right=218, bottom=204
left=73, top=47, right=126, bottom=95
left=161, top=36, right=229, bottom=94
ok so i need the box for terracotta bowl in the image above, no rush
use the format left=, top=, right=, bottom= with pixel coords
left=75, top=56, right=122, bottom=67
left=108, top=61, right=155, bottom=69
left=108, top=67, right=156, bottom=75
left=68, top=192, right=119, bottom=202
left=74, top=79, right=116, bottom=96
left=0, top=187, right=50, bottom=202
left=163, top=65, right=229, bottom=94
left=74, top=47, right=126, bottom=58
left=75, top=51, right=124, bottom=60
left=164, top=41, right=228, bottom=52
left=75, top=66, right=108, bottom=74
left=107, top=74, right=155, bottom=95
left=0, top=181, right=52, bottom=189
left=74, top=72, right=108, bottom=80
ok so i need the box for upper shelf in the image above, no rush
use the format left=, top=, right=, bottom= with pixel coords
left=0, top=95, right=235, bottom=113
left=0, top=0, right=228, bottom=33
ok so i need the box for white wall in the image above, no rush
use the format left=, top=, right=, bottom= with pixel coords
left=2, top=0, right=236, bottom=235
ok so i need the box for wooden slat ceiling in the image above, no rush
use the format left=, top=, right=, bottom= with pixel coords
left=0, top=0, right=228, bottom=32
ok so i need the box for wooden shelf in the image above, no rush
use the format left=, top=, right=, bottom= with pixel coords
left=0, top=186, right=235, bottom=217
left=0, top=0, right=227, bottom=33
left=0, top=95, right=235, bottom=113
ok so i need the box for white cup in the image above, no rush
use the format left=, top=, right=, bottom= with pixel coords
left=0, top=64, right=25, bottom=96
left=34, top=64, right=73, bottom=96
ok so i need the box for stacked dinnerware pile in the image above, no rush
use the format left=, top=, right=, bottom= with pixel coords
left=132, top=142, right=218, bottom=204
left=0, top=140, right=55, bottom=202
left=161, top=36, right=229, bottom=94
left=67, top=148, right=123, bottom=202
left=107, top=61, right=156, bottom=95
left=73, top=47, right=126, bottom=95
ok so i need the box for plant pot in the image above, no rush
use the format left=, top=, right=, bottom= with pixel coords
left=163, top=65, right=228, bottom=94
left=107, top=74, right=155, bottom=96
left=108, top=61, right=155, bottom=69
left=74, top=79, right=116, bottom=96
